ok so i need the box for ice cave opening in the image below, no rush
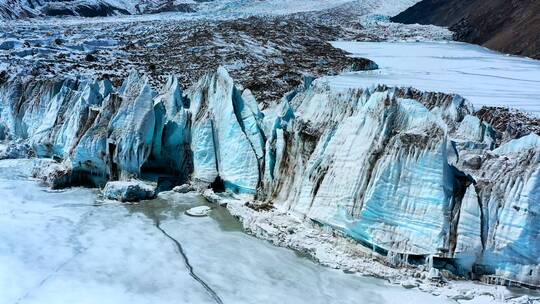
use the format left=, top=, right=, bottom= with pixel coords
left=211, top=176, right=226, bottom=193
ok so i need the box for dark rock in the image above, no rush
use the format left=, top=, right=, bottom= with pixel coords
left=0, top=70, right=7, bottom=84
left=462, top=155, right=482, bottom=170
left=475, top=106, right=540, bottom=142
left=85, top=53, right=97, bottom=62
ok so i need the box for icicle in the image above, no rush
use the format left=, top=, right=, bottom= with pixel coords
left=425, top=254, right=434, bottom=270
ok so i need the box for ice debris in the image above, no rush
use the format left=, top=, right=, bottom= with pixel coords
left=103, top=180, right=156, bottom=202
left=185, top=206, right=212, bottom=217
left=173, top=184, right=195, bottom=194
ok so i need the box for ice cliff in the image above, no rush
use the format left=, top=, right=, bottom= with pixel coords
left=0, top=68, right=538, bottom=287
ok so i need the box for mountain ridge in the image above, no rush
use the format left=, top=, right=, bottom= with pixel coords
left=391, top=0, right=540, bottom=59
left=0, top=0, right=199, bottom=19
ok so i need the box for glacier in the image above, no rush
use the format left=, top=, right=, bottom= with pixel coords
left=0, top=64, right=539, bottom=289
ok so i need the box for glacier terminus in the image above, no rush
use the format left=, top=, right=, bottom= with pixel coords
left=1, top=0, right=539, bottom=303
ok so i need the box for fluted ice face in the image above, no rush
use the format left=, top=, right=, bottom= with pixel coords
left=239, top=89, right=265, bottom=160
left=190, top=119, right=219, bottom=183
left=188, top=67, right=263, bottom=194
left=149, top=76, right=191, bottom=178
left=272, top=85, right=454, bottom=254
left=51, top=81, right=106, bottom=157
left=0, top=78, right=61, bottom=140
left=261, top=79, right=539, bottom=284
left=475, top=134, right=540, bottom=285
left=109, top=72, right=156, bottom=178
left=71, top=92, right=120, bottom=179
left=454, top=185, right=482, bottom=255
left=0, top=77, right=110, bottom=159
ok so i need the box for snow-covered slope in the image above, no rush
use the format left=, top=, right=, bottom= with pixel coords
left=1, top=67, right=538, bottom=287
left=0, top=0, right=423, bottom=20
left=0, top=0, right=199, bottom=19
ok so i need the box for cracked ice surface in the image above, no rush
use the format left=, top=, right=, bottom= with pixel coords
left=329, top=41, right=540, bottom=116
left=0, top=159, right=452, bottom=304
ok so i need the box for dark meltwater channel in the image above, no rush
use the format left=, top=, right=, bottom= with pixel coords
left=0, top=159, right=453, bottom=304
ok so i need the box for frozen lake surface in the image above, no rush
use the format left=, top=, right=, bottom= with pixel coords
left=0, top=159, right=452, bottom=304
left=329, top=41, right=540, bottom=116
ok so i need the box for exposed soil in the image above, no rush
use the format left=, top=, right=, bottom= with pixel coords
left=475, top=106, right=540, bottom=139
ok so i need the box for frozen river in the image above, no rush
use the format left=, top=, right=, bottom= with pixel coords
left=0, top=159, right=452, bottom=304
left=329, top=41, right=540, bottom=116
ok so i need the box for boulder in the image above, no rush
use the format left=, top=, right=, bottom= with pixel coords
left=32, top=160, right=72, bottom=189
left=173, top=184, right=194, bottom=193
left=103, top=180, right=156, bottom=202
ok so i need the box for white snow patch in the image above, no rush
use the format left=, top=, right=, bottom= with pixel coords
left=493, top=133, right=540, bottom=155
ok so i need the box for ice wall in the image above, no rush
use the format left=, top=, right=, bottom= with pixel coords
left=260, top=81, right=539, bottom=286
left=148, top=75, right=192, bottom=177
left=0, top=68, right=538, bottom=286
left=187, top=67, right=263, bottom=194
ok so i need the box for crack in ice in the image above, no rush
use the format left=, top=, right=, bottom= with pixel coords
left=155, top=222, right=224, bottom=304
left=14, top=250, right=83, bottom=304
left=13, top=208, right=97, bottom=304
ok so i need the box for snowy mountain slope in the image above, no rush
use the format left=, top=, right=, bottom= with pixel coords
left=0, top=0, right=199, bottom=19
left=0, top=0, right=422, bottom=19
left=391, top=0, right=540, bottom=59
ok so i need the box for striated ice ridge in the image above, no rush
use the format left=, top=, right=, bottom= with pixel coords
left=148, top=75, right=192, bottom=177
left=467, top=134, right=540, bottom=286
left=109, top=71, right=156, bottom=178
left=259, top=80, right=539, bottom=286
left=454, top=185, right=483, bottom=256
left=265, top=84, right=457, bottom=255
left=187, top=67, right=263, bottom=194
left=0, top=67, right=539, bottom=287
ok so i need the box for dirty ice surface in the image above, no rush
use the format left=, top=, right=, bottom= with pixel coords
left=330, top=41, right=540, bottom=116
left=0, top=159, right=452, bottom=304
